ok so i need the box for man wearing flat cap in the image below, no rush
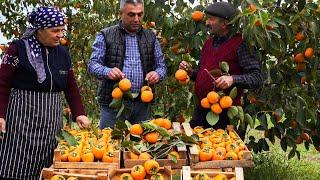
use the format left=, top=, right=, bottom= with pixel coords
left=179, top=2, right=262, bottom=131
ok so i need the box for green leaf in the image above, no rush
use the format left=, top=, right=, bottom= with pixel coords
left=245, top=113, right=255, bottom=129
left=227, top=106, right=239, bottom=119
left=237, top=106, right=244, bottom=122
left=258, top=113, right=268, bottom=129
left=288, top=149, right=295, bottom=159
left=109, top=99, right=122, bottom=109
left=229, top=87, right=237, bottom=99
left=219, top=61, right=229, bottom=73
left=206, top=111, right=219, bottom=126
left=259, top=138, right=269, bottom=151
left=116, top=103, right=125, bottom=118
left=210, top=69, right=222, bottom=77
left=280, top=137, right=287, bottom=152
left=60, top=130, right=78, bottom=147
left=157, top=127, right=170, bottom=139
left=168, top=153, right=178, bottom=163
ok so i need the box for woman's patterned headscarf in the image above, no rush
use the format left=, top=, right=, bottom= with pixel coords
left=22, top=7, right=65, bottom=83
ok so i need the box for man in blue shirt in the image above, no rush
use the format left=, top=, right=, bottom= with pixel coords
left=88, top=0, right=166, bottom=128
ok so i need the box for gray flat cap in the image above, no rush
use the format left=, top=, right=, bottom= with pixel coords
left=204, top=2, right=237, bottom=20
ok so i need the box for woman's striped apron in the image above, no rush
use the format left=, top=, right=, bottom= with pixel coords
left=0, top=89, right=62, bottom=179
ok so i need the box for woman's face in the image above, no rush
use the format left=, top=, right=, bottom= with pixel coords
left=37, top=26, right=65, bottom=47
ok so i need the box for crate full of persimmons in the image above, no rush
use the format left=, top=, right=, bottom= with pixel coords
left=54, top=127, right=120, bottom=169
left=111, top=119, right=197, bottom=169
left=182, top=123, right=252, bottom=169
left=181, top=166, right=243, bottom=180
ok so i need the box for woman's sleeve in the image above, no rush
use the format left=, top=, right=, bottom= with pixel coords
left=0, top=43, right=19, bottom=118
left=64, top=69, right=86, bottom=121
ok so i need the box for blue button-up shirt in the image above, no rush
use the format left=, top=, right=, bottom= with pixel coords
left=88, top=31, right=166, bottom=93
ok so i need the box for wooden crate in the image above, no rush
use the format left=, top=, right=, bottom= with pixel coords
left=53, top=149, right=120, bottom=169
left=108, top=166, right=172, bottom=180
left=41, top=166, right=108, bottom=180
left=123, top=122, right=188, bottom=169
left=181, top=166, right=244, bottom=180
left=182, top=123, right=253, bottom=168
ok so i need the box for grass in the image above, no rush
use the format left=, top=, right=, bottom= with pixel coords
left=244, top=130, right=320, bottom=180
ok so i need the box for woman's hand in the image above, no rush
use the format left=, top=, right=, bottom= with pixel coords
left=0, top=118, right=5, bottom=139
left=75, top=115, right=90, bottom=129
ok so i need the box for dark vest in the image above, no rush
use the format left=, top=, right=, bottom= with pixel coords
left=13, top=40, right=71, bottom=92
left=195, top=34, right=243, bottom=105
left=97, top=24, right=156, bottom=105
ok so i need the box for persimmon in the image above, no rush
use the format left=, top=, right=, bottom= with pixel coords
left=141, top=85, right=152, bottom=92
left=167, top=150, right=180, bottom=160
left=60, top=150, right=69, bottom=162
left=81, top=152, right=94, bottom=162
left=238, top=150, right=246, bottom=160
left=214, top=174, right=228, bottom=180
left=255, top=20, right=262, bottom=26
left=130, top=151, right=139, bottom=159
left=102, top=151, right=114, bottom=163
left=131, top=165, right=146, bottom=180
left=201, top=98, right=211, bottom=109
left=139, top=152, right=152, bottom=160
left=119, top=173, right=134, bottom=180
left=225, top=151, right=238, bottom=160
left=192, top=11, right=204, bottom=22
left=304, top=47, right=314, bottom=58
left=295, top=136, right=303, bottom=144
left=212, top=147, right=226, bottom=160
left=179, top=75, right=190, bottom=85
left=207, top=91, right=220, bottom=104
left=295, top=32, right=305, bottom=41
left=294, top=53, right=305, bottom=63
left=161, top=118, right=172, bottom=129
left=171, top=43, right=180, bottom=54
left=92, top=143, right=107, bottom=160
left=219, top=96, right=233, bottom=108
left=211, top=103, right=223, bottom=114
left=144, top=132, right=159, bottom=143
left=193, top=126, right=204, bottom=134
left=141, top=90, right=153, bottom=103
left=60, top=38, right=68, bottom=46
left=50, top=175, right=66, bottom=180
left=129, top=124, right=143, bottom=136
left=226, top=143, right=240, bottom=153
left=296, top=62, right=306, bottom=72
left=199, top=147, right=213, bottom=161
left=248, top=4, right=257, bottom=13
left=144, top=159, right=160, bottom=175
left=111, top=87, right=123, bottom=99
left=119, top=78, right=132, bottom=92
left=68, top=151, right=81, bottom=162
left=194, top=173, right=210, bottom=180
left=175, top=69, right=188, bottom=81
left=300, top=132, right=310, bottom=141
left=150, top=173, right=164, bottom=180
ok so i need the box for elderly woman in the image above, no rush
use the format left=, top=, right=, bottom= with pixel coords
left=0, top=7, right=89, bottom=179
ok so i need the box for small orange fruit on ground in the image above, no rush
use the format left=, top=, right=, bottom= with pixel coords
left=139, top=152, right=152, bottom=160
left=195, top=173, right=210, bottom=180
left=294, top=53, right=305, bottom=63
left=255, top=20, right=262, bottom=26
left=144, top=159, right=160, bottom=175
left=175, top=69, right=188, bottom=81
left=141, top=90, right=153, bottom=103
left=201, top=98, right=211, bottom=109
left=111, top=87, right=123, bottom=99
left=131, top=165, right=146, bottom=180
left=192, top=10, right=204, bottom=22
left=304, top=47, right=314, bottom=58
left=300, top=132, right=310, bottom=141
left=295, top=136, right=303, bottom=144
left=207, top=91, right=220, bottom=104
left=219, top=96, right=233, bottom=108
left=211, top=103, right=223, bottom=114
left=119, top=173, right=134, bottom=180
left=119, top=78, right=132, bottom=92
left=295, top=32, right=305, bottom=41
left=130, top=124, right=143, bottom=136
left=144, top=132, right=159, bottom=143
left=130, top=151, right=139, bottom=159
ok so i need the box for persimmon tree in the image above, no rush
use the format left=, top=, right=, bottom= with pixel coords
left=1, top=0, right=319, bottom=158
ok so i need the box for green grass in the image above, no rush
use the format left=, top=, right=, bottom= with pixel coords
left=244, top=130, right=320, bottom=180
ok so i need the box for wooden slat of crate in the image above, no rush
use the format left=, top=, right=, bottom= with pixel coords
left=182, top=123, right=253, bottom=168
left=54, top=149, right=120, bottom=169
left=123, top=150, right=187, bottom=169
left=181, top=166, right=243, bottom=180
left=108, top=166, right=172, bottom=180
left=42, top=167, right=108, bottom=180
